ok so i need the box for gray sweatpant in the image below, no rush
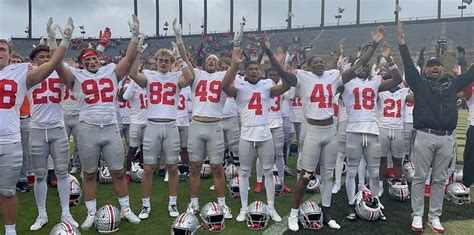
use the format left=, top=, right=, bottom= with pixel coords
left=188, top=120, right=225, bottom=164
left=19, top=117, right=31, bottom=182
left=64, top=114, right=80, bottom=168
left=411, top=130, right=454, bottom=220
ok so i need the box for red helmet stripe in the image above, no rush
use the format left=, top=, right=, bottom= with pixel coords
left=63, top=221, right=73, bottom=234
left=107, top=205, right=115, bottom=232
left=178, top=213, right=187, bottom=225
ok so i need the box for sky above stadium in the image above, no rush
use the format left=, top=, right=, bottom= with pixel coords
left=1, top=0, right=473, bottom=39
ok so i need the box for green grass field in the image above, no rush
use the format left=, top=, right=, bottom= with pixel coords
left=3, top=110, right=473, bottom=234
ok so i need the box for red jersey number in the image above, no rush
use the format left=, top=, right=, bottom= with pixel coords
left=383, top=99, right=402, bottom=118
left=353, top=87, right=376, bottom=110
left=32, top=78, right=63, bottom=105
left=0, top=80, right=18, bottom=109
left=248, top=92, right=263, bottom=115
left=310, top=84, right=333, bottom=108
left=82, top=78, right=115, bottom=105
left=270, top=96, right=281, bottom=112
left=195, top=80, right=221, bottom=103
left=149, top=82, right=177, bottom=105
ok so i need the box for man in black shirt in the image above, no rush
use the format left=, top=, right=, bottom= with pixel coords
left=398, top=22, right=474, bottom=233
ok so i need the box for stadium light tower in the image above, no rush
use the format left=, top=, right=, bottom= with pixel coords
left=335, top=7, right=345, bottom=26
left=163, top=21, right=169, bottom=36
left=459, top=0, right=472, bottom=18
left=79, top=25, right=85, bottom=39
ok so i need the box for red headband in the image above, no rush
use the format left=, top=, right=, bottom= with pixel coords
left=79, top=50, right=97, bottom=62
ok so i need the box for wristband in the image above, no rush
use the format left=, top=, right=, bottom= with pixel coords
left=179, top=62, right=188, bottom=70
left=388, top=63, right=398, bottom=71
left=59, top=38, right=70, bottom=48
left=47, top=38, right=57, bottom=50
left=131, top=34, right=139, bottom=43
left=264, top=48, right=273, bottom=57
left=176, top=36, right=183, bottom=44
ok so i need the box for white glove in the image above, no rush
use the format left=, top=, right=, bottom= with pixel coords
left=137, top=34, right=148, bottom=53
left=55, top=17, right=74, bottom=48
left=171, top=41, right=181, bottom=60
left=45, top=17, right=57, bottom=49
left=128, top=14, right=140, bottom=41
left=234, top=21, right=244, bottom=48
left=172, top=18, right=183, bottom=44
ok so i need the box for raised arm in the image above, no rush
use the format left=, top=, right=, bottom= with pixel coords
left=341, top=26, right=385, bottom=84
left=122, top=79, right=135, bottom=101
left=379, top=42, right=402, bottom=91
left=128, top=37, right=148, bottom=88
left=271, top=77, right=291, bottom=96
left=171, top=19, right=194, bottom=89
left=115, top=15, right=140, bottom=80
left=328, top=38, right=345, bottom=70
left=27, top=17, right=73, bottom=90
left=222, top=48, right=240, bottom=98
left=454, top=65, right=474, bottom=92
left=397, top=22, right=422, bottom=93
left=262, top=33, right=297, bottom=86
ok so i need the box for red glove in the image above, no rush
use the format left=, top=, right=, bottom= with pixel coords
left=97, top=27, right=111, bottom=52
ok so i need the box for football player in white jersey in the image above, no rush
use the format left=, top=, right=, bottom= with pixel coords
left=377, top=63, right=413, bottom=197
left=128, top=19, right=194, bottom=219
left=28, top=22, right=81, bottom=230
left=264, top=31, right=380, bottom=231
left=222, top=33, right=290, bottom=223
left=56, top=15, right=141, bottom=229
left=254, top=67, right=292, bottom=194
left=342, top=38, right=402, bottom=221
left=0, top=17, right=72, bottom=235
left=122, top=77, right=147, bottom=176
left=185, top=51, right=234, bottom=218
left=177, top=86, right=191, bottom=168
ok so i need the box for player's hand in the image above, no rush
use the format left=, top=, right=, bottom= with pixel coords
left=371, top=25, right=385, bottom=44
left=275, top=46, right=285, bottom=64
left=381, top=42, right=391, bottom=58
left=128, top=14, right=140, bottom=37
left=55, top=17, right=74, bottom=41
left=231, top=47, right=243, bottom=65
left=336, top=38, right=345, bottom=56
left=137, top=34, right=148, bottom=54
left=171, top=41, right=181, bottom=59
left=172, top=18, right=183, bottom=44
left=46, top=17, right=56, bottom=39
left=233, top=21, right=244, bottom=48
left=397, top=22, right=406, bottom=45
left=261, top=32, right=270, bottom=50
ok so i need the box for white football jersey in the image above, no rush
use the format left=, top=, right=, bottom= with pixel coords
left=295, top=69, right=342, bottom=120
left=143, top=70, right=182, bottom=119
left=235, top=78, right=273, bottom=141
left=0, top=63, right=29, bottom=144
left=223, top=97, right=238, bottom=118
left=342, top=76, right=382, bottom=134
left=337, top=95, right=348, bottom=122
left=190, top=69, right=227, bottom=118
left=61, top=87, right=80, bottom=115
left=466, top=84, right=474, bottom=125
left=122, top=80, right=147, bottom=124
left=281, top=94, right=290, bottom=118
left=177, top=86, right=191, bottom=126
left=377, top=88, right=409, bottom=129
left=268, top=80, right=283, bottom=128
left=404, top=89, right=414, bottom=124
left=118, top=83, right=131, bottom=125
left=72, top=63, right=118, bottom=126
left=29, top=72, right=66, bottom=129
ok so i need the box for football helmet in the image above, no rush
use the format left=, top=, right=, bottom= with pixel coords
left=98, top=163, right=112, bottom=184
left=388, top=178, right=410, bottom=202
left=130, top=162, right=144, bottom=183
left=200, top=164, right=212, bottom=179
left=306, top=175, right=321, bottom=193
left=273, top=175, right=283, bottom=196
left=178, top=164, right=189, bottom=182
left=200, top=202, right=225, bottom=231
left=453, top=170, right=463, bottom=183
left=246, top=201, right=270, bottom=230
left=49, top=221, right=81, bottom=235
left=445, top=182, right=471, bottom=205
left=298, top=200, right=323, bottom=229
left=227, top=176, right=240, bottom=199
left=224, top=164, right=238, bottom=181
left=171, top=213, right=200, bottom=235
left=94, top=204, right=121, bottom=233
left=354, top=189, right=381, bottom=221
left=68, top=174, right=82, bottom=206
left=402, top=161, right=415, bottom=183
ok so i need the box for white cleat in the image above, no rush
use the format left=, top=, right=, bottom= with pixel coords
left=209, top=185, right=215, bottom=191
left=332, top=183, right=341, bottom=194
left=138, top=207, right=151, bottom=220
left=30, top=215, right=48, bottom=231
left=61, top=214, right=79, bottom=227
left=269, top=209, right=282, bottom=222
left=327, top=219, right=341, bottom=229
left=81, top=213, right=95, bottom=230
left=186, top=203, right=199, bottom=215
left=221, top=204, right=233, bottom=219
left=168, top=205, right=179, bottom=218
left=69, top=167, right=79, bottom=174
left=121, top=208, right=141, bottom=224
left=288, top=215, right=299, bottom=231
left=236, top=208, right=247, bottom=222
